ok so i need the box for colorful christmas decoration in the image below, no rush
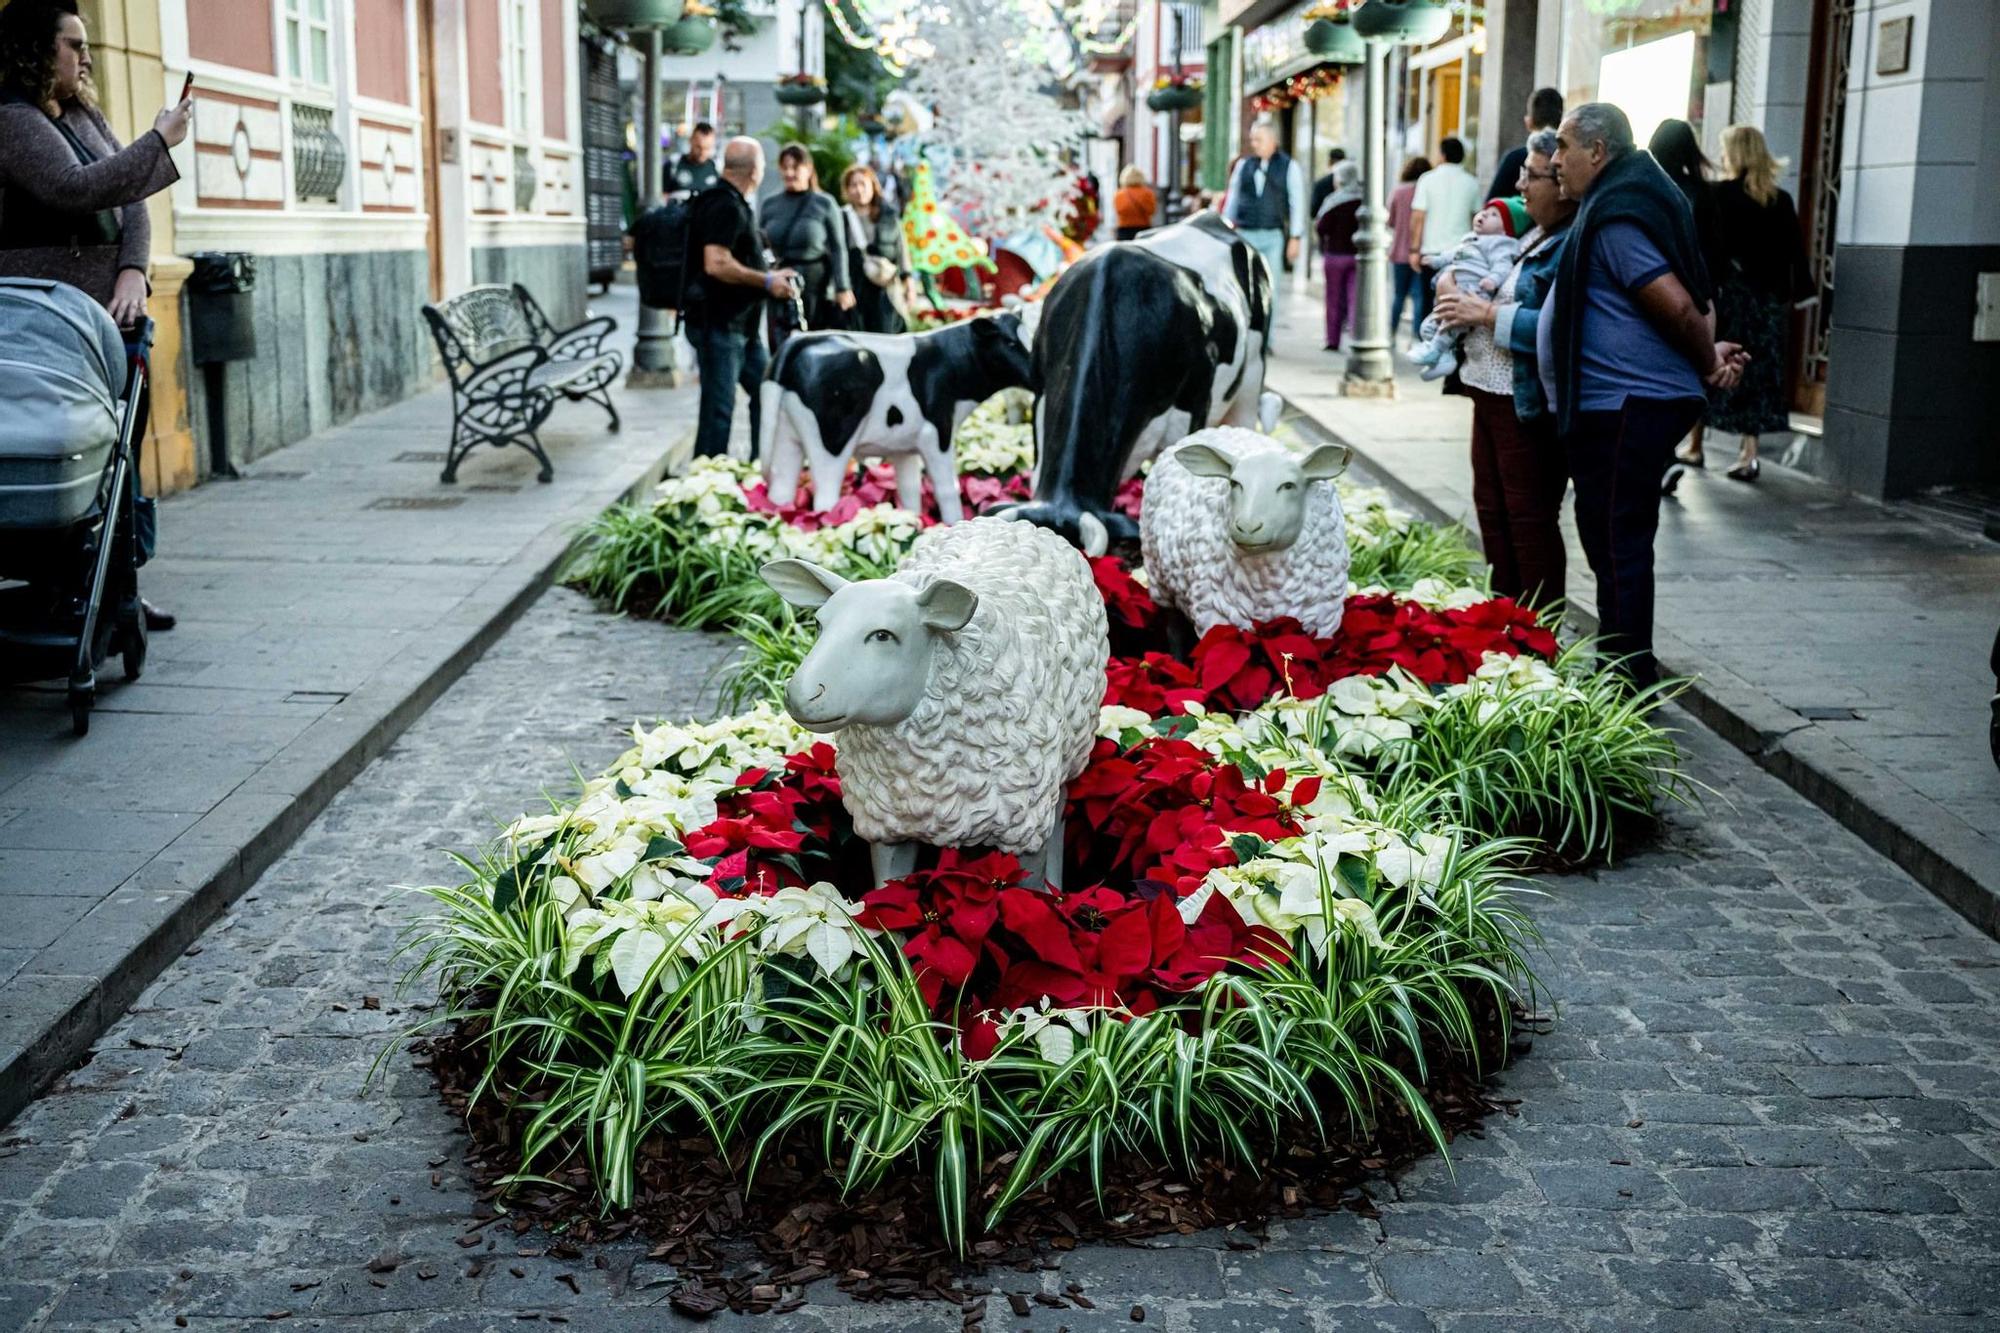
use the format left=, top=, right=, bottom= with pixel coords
left=902, top=161, right=997, bottom=277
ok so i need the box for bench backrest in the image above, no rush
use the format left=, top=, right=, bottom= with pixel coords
left=424, top=285, right=535, bottom=380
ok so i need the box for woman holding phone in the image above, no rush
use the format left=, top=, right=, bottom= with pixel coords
left=0, top=0, right=192, bottom=628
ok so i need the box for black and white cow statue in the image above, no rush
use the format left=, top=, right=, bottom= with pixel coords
left=759, top=311, right=1035, bottom=524
left=1004, top=212, right=1281, bottom=545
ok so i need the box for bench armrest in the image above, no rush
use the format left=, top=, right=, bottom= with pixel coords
left=544, top=315, right=617, bottom=363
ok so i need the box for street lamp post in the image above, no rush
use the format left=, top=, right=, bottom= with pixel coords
left=1341, top=35, right=1395, bottom=397
left=631, top=26, right=676, bottom=379
left=1165, top=6, right=1184, bottom=221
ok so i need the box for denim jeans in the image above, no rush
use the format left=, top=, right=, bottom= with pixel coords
left=1562, top=395, right=1706, bottom=689
left=1389, top=261, right=1422, bottom=343
left=1239, top=228, right=1288, bottom=333
left=688, top=321, right=769, bottom=460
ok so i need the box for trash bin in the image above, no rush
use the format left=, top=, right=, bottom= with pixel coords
left=186, top=251, right=257, bottom=364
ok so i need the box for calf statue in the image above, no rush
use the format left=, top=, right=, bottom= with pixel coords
left=760, top=311, right=1035, bottom=524
left=1002, top=212, right=1281, bottom=546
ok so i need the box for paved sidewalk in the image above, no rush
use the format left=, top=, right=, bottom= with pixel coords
left=0, top=282, right=695, bottom=1125
left=1263, top=294, right=2000, bottom=937
left=2, top=585, right=1995, bottom=1331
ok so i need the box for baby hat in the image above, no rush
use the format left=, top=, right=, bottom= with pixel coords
left=1485, top=197, right=1531, bottom=238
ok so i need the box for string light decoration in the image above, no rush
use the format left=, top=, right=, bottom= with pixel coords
left=1248, top=65, right=1343, bottom=114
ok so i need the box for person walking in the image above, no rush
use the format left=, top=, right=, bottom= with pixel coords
left=1221, top=119, right=1307, bottom=329
left=1386, top=155, right=1428, bottom=345
left=1691, top=124, right=1812, bottom=482
left=1647, top=118, right=1727, bottom=495
left=763, top=144, right=853, bottom=352
left=1487, top=87, right=1563, bottom=201
left=1112, top=164, right=1157, bottom=241
left=1314, top=161, right=1362, bottom=352
left=1545, top=103, right=1744, bottom=688
left=667, top=121, right=718, bottom=196
left=1407, top=138, right=1481, bottom=339
left=1307, top=146, right=1348, bottom=243
left=840, top=163, right=913, bottom=335
left=0, top=0, right=191, bottom=632
left=682, top=137, right=799, bottom=460
left=1430, top=130, right=1577, bottom=609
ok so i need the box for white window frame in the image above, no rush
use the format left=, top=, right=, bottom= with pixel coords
left=506, top=0, right=536, bottom=136
left=283, top=0, right=335, bottom=88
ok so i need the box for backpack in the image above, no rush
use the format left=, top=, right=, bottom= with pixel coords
left=631, top=195, right=695, bottom=315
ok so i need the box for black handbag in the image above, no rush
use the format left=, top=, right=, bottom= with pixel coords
left=47, top=115, right=123, bottom=247
left=0, top=105, right=124, bottom=251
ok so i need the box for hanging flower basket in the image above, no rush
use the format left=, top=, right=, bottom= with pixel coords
left=583, top=0, right=686, bottom=31
left=1350, top=0, right=1453, bottom=45
left=659, top=14, right=715, bottom=55
left=775, top=77, right=827, bottom=108
left=1147, top=83, right=1203, bottom=113
left=1303, top=18, right=1366, bottom=63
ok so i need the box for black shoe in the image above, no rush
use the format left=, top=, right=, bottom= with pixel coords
left=142, top=599, right=176, bottom=632
left=1661, top=463, right=1686, bottom=498
left=1726, top=458, right=1761, bottom=483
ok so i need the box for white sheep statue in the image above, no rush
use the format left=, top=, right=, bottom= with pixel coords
left=761, top=516, right=1110, bottom=890
left=1139, top=427, right=1354, bottom=640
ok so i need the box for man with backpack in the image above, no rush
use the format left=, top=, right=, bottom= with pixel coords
left=680, top=137, right=798, bottom=459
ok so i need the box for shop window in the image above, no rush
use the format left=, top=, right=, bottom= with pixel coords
left=1559, top=0, right=1714, bottom=148
left=285, top=0, right=333, bottom=87
left=508, top=0, right=534, bottom=133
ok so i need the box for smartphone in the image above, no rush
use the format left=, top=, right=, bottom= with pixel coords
left=180, top=71, right=194, bottom=101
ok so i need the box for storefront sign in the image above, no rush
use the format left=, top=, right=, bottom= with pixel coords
left=1241, top=4, right=1321, bottom=93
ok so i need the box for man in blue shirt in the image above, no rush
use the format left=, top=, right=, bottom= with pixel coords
left=1545, top=103, right=1743, bottom=688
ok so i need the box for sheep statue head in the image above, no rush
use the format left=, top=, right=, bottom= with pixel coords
left=1174, top=439, right=1353, bottom=553
left=759, top=560, right=976, bottom=734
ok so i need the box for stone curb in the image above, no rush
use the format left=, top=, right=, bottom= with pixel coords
left=1277, top=396, right=2000, bottom=941
left=0, top=427, right=693, bottom=1128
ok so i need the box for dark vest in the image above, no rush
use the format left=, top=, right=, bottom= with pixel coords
left=1232, top=152, right=1293, bottom=234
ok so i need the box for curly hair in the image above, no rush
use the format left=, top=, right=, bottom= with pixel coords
left=0, top=0, right=86, bottom=109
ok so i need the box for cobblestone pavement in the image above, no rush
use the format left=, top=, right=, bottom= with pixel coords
left=3, top=587, right=1998, bottom=1333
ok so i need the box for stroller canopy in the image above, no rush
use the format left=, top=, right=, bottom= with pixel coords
left=0, top=277, right=126, bottom=466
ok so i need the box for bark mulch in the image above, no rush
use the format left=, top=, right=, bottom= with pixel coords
left=416, top=995, right=1539, bottom=1318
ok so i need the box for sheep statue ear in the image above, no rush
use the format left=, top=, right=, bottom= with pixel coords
left=1076, top=511, right=1110, bottom=558
left=1175, top=442, right=1235, bottom=479
left=1299, top=443, right=1353, bottom=482
left=762, top=559, right=849, bottom=609
left=915, top=578, right=978, bottom=632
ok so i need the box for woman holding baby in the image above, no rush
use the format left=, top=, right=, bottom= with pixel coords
left=1428, top=128, right=1577, bottom=610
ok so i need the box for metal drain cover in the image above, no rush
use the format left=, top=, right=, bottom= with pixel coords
left=1793, top=706, right=1864, bottom=721
left=394, top=450, right=449, bottom=463
left=366, top=496, right=465, bottom=510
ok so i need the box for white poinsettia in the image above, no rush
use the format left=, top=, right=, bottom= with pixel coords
left=731, top=881, right=873, bottom=977
left=561, top=886, right=747, bottom=996
left=989, top=999, right=1095, bottom=1064
left=1402, top=577, right=1492, bottom=612
left=1096, top=703, right=1156, bottom=739
left=952, top=398, right=1036, bottom=475
left=1373, top=829, right=1454, bottom=889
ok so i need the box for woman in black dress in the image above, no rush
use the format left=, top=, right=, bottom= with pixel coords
left=1700, top=124, right=1812, bottom=481
left=1648, top=119, right=1728, bottom=490
left=762, top=145, right=852, bottom=350
left=840, top=163, right=912, bottom=334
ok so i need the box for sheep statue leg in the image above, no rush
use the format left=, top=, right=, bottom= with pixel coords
left=1258, top=391, right=1282, bottom=433
left=869, top=840, right=921, bottom=891
left=1031, top=808, right=1067, bottom=892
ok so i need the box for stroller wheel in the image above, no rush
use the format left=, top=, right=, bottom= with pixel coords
left=69, top=686, right=92, bottom=737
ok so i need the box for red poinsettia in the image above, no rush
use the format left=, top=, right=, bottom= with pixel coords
left=859, top=849, right=1030, bottom=1007
left=1090, top=555, right=1161, bottom=631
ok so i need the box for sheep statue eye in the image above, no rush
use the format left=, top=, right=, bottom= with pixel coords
left=1279, top=481, right=1297, bottom=492
left=867, top=628, right=897, bottom=644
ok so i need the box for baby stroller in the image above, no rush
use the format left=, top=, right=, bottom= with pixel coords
left=0, top=277, right=152, bottom=736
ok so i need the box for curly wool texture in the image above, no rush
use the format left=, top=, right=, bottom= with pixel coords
left=836, top=519, right=1110, bottom=855
left=1140, top=429, right=1352, bottom=639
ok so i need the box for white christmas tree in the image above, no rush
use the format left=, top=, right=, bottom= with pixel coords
left=900, top=0, right=1086, bottom=240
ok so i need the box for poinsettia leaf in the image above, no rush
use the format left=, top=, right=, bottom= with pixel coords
left=642, top=833, right=685, bottom=863
left=1227, top=832, right=1268, bottom=863
left=488, top=838, right=551, bottom=914
left=1336, top=853, right=1373, bottom=899
left=614, top=779, right=635, bottom=799
left=609, top=928, right=668, bottom=998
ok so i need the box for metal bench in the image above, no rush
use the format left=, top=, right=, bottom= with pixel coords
left=421, top=283, right=623, bottom=484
